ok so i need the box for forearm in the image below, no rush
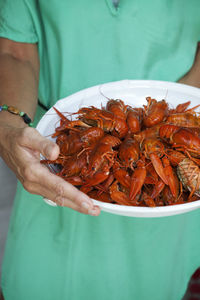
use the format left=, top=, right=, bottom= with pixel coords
left=178, top=65, right=200, bottom=88
left=0, top=38, right=40, bottom=131
left=0, top=53, right=39, bottom=128
left=178, top=43, right=200, bottom=88
left=0, top=38, right=40, bottom=164
left=0, top=53, right=38, bottom=115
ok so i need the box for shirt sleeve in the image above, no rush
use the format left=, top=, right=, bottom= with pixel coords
left=0, top=0, right=38, bottom=43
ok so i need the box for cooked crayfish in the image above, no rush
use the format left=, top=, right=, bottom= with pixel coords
left=42, top=97, right=200, bottom=207
left=159, top=124, right=200, bottom=158
left=118, top=135, right=140, bottom=169
left=177, top=158, right=200, bottom=198
left=77, top=106, right=128, bottom=138
left=143, top=97, right=169, bottom=128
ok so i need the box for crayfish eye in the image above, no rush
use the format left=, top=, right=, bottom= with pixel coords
left=92, top=167, right=95, bottom=171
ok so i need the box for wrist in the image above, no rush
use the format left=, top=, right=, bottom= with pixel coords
left=0, top=110, right=28, bottom=129
left=0, top=104, right=34, bottom=127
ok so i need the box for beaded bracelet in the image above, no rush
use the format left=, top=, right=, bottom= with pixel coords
left=0, top=104, right=34, bottom=127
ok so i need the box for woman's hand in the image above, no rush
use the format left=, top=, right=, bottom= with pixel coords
left=0, top=38, right=100, bottom=216
left=0, top=124, right=100, bottom=216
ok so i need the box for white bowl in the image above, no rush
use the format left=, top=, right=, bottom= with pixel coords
left=36, top=80, right=200, bottom=217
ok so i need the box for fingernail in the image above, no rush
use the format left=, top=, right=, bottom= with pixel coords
left=88, top=208, right=98, bottom=216
left=46, top=145, right=54, bottom=158
left=81, top=202, right=91, bottom=210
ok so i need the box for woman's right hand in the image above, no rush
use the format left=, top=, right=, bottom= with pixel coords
left=0, top=124, right=100, bottom=216
left=0, top=38, right=100, bottom=215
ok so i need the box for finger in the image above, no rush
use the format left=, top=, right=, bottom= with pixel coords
left=23, top=162, right=101, bottom=214
left=20, top=127, right=60, bottom=160
left=23, top=180, right=101, bottom=216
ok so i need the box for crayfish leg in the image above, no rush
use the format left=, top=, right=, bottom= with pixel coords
left=83, top=171, right=110, bottom=187
left=149, top=153, right=168, bottom=185
left=151, top=179, right=165, bottom=199
left=162, top=157, right=179, bottom=198
left=129, top=167, right=146, bottom=201
left=110, top=181, right=132, bottom=206
left=142, top=192, right=156, bottom=207
left=113, top=168, right=131, bottom=188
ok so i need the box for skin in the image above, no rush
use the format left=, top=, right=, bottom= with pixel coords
left=178, top=42, right=200, bottom=88
left=0, top=37, right=100, bottom=216
left=0, top=39, right=200, bottom=216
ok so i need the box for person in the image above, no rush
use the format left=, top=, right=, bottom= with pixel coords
left=0, top=1, right=200, bottom=299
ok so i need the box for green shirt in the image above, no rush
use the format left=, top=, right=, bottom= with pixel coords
left=1, top=1, right=200, bottom=300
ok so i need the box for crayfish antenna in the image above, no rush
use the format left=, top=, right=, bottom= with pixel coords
left=53, top=106, right=68, bottom=121
left=99, top=85, right=111, bottom=101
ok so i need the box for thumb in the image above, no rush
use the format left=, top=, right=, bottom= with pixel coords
left=43, top=141, right=60, bottom=160
left=21, top=127, right=60, bottom=160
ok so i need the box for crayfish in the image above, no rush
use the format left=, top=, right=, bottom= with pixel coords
left=41, top=96, right=200, bottom=207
